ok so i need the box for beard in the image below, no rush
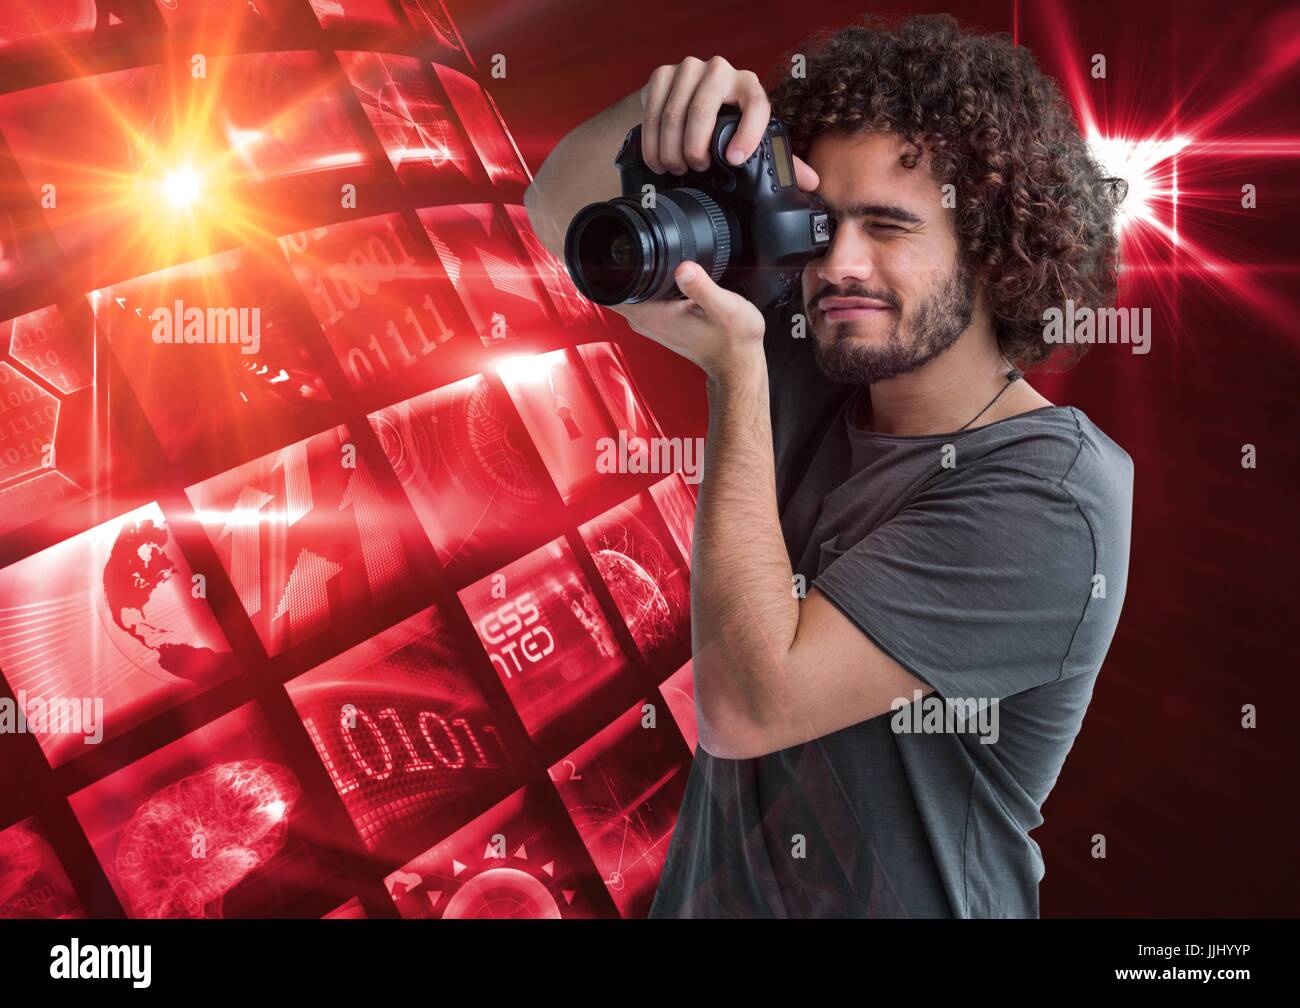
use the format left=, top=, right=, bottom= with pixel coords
left=810, top=261, right=977, bottom=385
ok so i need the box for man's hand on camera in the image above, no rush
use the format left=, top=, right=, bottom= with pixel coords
left=614, top=55, right=819, bottom=378
left=638, top=55, right=819, bottom=183
left=617, top=261, right=765, bottom=380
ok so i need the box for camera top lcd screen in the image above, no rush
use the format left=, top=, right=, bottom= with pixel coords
left=770, top=133, right=794, bottom=187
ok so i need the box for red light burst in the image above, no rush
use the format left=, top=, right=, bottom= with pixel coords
left=1028, top=0, right=1300, bottom=347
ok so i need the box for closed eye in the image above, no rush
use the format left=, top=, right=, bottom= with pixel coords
left=824, top=218, right=910, bottom=238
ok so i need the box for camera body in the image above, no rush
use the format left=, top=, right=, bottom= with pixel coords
left=563, top=105, right=832, bottom=316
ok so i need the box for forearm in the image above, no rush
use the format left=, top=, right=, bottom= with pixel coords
left=523, top=88, right=644, bottom=260
left=690, top=347, right=802, bottom=755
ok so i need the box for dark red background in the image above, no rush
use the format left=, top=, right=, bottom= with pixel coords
left=446, top=0, right=1300, bottom=916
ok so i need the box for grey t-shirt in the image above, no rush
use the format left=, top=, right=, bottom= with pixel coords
left=648, top=320, right=1134, bottom=918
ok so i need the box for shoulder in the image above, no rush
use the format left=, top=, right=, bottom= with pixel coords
left=1057, top=407, right=1135, bottom=515
left=951, top=406, right=1132, bottom=498
left=912, top=407, right=1132, bottom=567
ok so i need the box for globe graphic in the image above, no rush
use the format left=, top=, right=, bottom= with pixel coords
left=102, top=516, right=237, bottom=682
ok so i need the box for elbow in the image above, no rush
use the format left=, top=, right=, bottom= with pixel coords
left=522, top=179, right=543, bottom=227
left=522, top=177, right=542, bottom=212
left=693, top=667, right=774, bottom=761
left=523, top=165, right=554, bottom=220
left=697, top=716, right=772, bottom=761
left=522, top=180, right=562, bottom=261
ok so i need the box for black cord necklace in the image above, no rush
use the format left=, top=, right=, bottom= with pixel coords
left=957, top=369, right=1023, bottom=431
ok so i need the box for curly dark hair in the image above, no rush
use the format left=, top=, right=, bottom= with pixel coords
left=767, top=13, right=1126, bottom=368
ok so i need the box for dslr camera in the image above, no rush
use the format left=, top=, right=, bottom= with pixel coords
left=563, top=105, right=832, bottom=315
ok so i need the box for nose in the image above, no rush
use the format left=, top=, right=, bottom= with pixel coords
left=814, top=226, right=876, bottom=289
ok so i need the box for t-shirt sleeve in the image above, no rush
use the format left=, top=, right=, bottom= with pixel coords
left=812, top=461, right=1096, bottom=703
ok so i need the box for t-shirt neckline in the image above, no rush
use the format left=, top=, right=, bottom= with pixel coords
left=844, top=385, right=1070, bottom=442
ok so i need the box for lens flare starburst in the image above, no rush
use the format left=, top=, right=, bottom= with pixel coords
left=160, top=164, right=203, bottom=210
left=1, top=11, right=368, bottom=286
left=1030, top=0, right=1300, bottom=346
left=1086, top=134, right=1190, bottom=236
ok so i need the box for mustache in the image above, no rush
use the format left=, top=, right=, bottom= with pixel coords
left=811, top=286, right=901, bottom=311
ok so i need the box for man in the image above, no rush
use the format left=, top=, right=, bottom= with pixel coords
left=524, top=13, right=1133, bottom=917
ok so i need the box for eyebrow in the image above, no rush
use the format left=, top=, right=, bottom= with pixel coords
left=821, top=201, right=924, bottom=225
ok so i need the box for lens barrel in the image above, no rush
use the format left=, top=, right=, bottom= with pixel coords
left=564, top=187, right=733, bottom=305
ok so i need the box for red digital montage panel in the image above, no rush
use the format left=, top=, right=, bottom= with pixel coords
left=367, top=374, right=553, bottom=574
left=415, top=204, right=554, bottom=346
left=578, top=493, right=690, bottom=674
left=0, top=305, right=137, bottom=537
left=0, top=51, right=369, bottom=285
left=213, top=50, right=374, bottom=210
left=0, top=66, right=178, bottom=281
left=658, top=660, right=698, bottom=755
left=323, top=896, right=366, bottom=918
left=0, top=817, right=86, bottom=919
left=93, top=245, right=334, bottom=467
left=3, top=305, right=91, bottom=396
left=399, top=0, right=464, bottom=57
left=306, top=0, right=401, bottom=31
left=648, top=473, right=697, bottom=571
left=497, top=349, right=616, bottom=504
left=576, top=340, right=662, bottom=449
left=0, top=2, right=101, bottom=58
left=0, top=501, right=238, bottom=768
left=384, top=786, right=601, bottom=918
left=185, top=423, right=414, bottom=659
left=430, top=65, right=529, bottom=186
left=68, top=703, right=334, bottom=918
left=277, top=214, right=464, bottom=393
left=503, top=204, right=603, bottom=327
left=154, top=0, right=300, bottom=30
left=548, top=700, right=690, bottom=918
left=458, top=538, right=628, bottom=745
left=285, top=603, right=526, bottom=865
left=0, top=49, right=365, bottom=289
left=338, top=51, right=484, bottom=186
left=0, top=183, right=59, bottom=294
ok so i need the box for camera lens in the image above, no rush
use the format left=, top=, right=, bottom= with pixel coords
left=572, top=210, right=645, bottom=303
left=610, top=234, right=633, bottom=267
left=564, top=188, right=734, bottom=306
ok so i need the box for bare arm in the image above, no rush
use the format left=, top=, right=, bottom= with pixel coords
left=690, top=340, right=932, bottom=760
left=522, top=89, right=643, bottom=263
